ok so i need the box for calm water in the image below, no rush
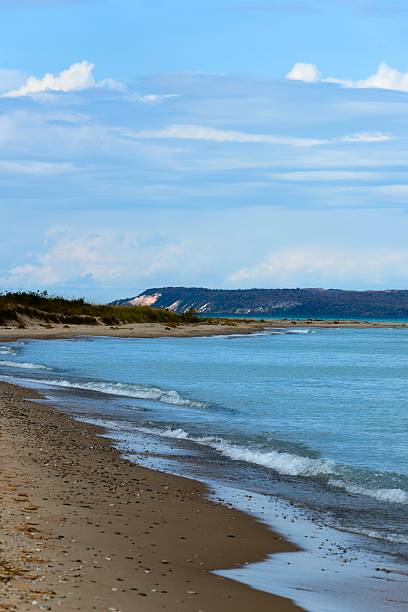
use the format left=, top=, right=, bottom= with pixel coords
left=1, top=328, right=407, bottom=559
left=200, top=313, right=408, bottom=323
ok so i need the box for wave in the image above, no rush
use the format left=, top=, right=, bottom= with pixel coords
left=123, top=426, right=407, bottom=503
left=137, top=426, right=191, bottom=440
left=210, top=440, right=334, bottom=476
left=214, top=332, right=281, bottom=339
left=0, top=346, right=15, bottom=355
left=346, top=526, right=408, bottom=545
left=329, top=479, right=408, bottom=505
left=30, top=379, right=207, bottom=409
left=217, top=328, right=314, bottom=339
left=0, top=360, right=50, bottom=370
left=134, top=426, right=335, bottom=477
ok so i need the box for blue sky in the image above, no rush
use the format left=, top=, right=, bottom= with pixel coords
left=2, top=0, right=408, bottom=300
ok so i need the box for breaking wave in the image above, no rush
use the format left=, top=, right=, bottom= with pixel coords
left=122, top=426, right=407, bottom=503
left=134, top=426, right=335, bottom=477
left=0, top=360, right=50, bottom=370
left=285, top=329, right=315, bottom=334
left=210, top=440, right=335, bottom=476
left=0, top=346, right=15, bottom=355
left=30, top=378, right=207, bottom=409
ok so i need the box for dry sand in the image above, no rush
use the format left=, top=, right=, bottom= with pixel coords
left=0, top=381, right=302, bottom=611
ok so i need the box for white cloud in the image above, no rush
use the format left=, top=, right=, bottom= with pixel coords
left=132, top=124, right=327, bottom=147
left=4, top=229, right=185, bottom=287
left=2, top=61, right=126, bottom=98
left=352, top=62, right=408, bottom=92
left=0, top=61, right=174, bottom=104
left=286, top=61, right=408, bottom=94
left=95, top=77, right=127, bottom=92
left=127, top=93, right=179, bottom=103
left=3, top=61, right=95, bottom=98
left=340, top=132, right=392, bottom=143
left=228, top=246, right=408, bottom=286
left=286, top=62, right=321, bottom=83
left=130, top=124, right=393, bottom=148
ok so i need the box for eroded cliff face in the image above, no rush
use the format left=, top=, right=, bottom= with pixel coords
left=112, top=287, right=408, bottom=318
left=129, top=293, right=162, bottom=307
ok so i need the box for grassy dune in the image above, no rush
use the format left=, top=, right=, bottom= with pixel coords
left=0, top=291, right=199, bottom=328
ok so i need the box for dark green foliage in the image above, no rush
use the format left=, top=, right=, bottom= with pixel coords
left=0, top=291, right=199, bottom=327
left=122, top=286, right=408, bottom=319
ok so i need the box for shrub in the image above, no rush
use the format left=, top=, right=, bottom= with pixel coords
left=0, top=291, right=200, bottom=327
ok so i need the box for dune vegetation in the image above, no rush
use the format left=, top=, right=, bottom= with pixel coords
left=0, top=291, right=199, bottom=328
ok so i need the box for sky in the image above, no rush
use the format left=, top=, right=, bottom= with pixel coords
left=2, top=0, right=408, bottom=300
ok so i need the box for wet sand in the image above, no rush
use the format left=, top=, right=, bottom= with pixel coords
left=0, top=316, right=407, bottom=344
left=0, top=381, right=303, bottom=611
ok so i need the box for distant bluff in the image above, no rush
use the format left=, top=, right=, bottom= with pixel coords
left=112, top=287, right=408, bottom=318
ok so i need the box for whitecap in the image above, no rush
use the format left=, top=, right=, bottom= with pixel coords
left=0, top=360, right=51, bottom=370
left=329, top=479, right=408, bottom=504
left=29, top=379, right=207, bottom=409
left=136, top=426, right=191, bottom=440
left=0, top=346, right=15, bottom=355
left=135, top=426, right=335, bottom=477
left=209, top=440, right=334, bottom=476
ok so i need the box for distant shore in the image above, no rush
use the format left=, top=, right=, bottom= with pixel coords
left=0, top=380, right=301, bottom=611
left=1, top=316, right=407, bottom=342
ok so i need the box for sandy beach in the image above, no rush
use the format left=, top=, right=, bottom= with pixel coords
left=0, top=380, right=303, bottom=611
left=0, top=316, right=407, bottom=344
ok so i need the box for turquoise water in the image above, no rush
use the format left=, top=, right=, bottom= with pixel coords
left=1, top=328, right=407, bottom=556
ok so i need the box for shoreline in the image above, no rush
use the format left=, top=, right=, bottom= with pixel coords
left=0, top=380, right=302, bottom=611
left=1, top=316, right=408, bottom=344
left=2, top=335, right=408, bottom=610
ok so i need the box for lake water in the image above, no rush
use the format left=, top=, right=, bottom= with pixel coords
left=1, top=328, right=408, bottom=608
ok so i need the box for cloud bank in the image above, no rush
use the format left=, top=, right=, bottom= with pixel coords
left=4, top=228, right=185, bottom=287
left=2, top=61, right=123, bottom=98
left=286, top=61, right=408, bottom=93
left=1, top=68, right=408, bottom=296
left=229, top=246, right=408, bottom=286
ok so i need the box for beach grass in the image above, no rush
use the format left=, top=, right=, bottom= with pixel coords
left=0, top=291, right=199, bottom=327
